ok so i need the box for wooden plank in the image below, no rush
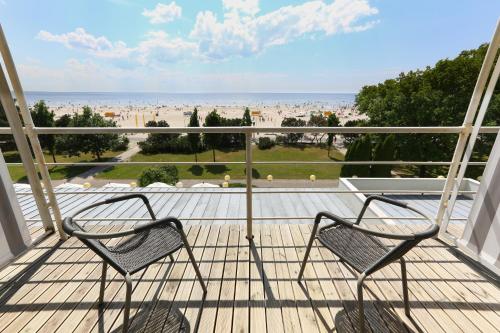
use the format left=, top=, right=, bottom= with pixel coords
left=278, top=224, right=319, bottom=332
left=214, top=224, right=240, bottom=332
left=289, top=224, right=344, bottom=333
left=268, top=224, right=302, bottom=333
left=196, top=225, right=230, bottom=332
left=104, top=227, right=201, bottom=332
left=84, top=225, right=203, bottom=333
left=0, top=225, right=106, bottom=328
left=249, top=224, right=267, bottom=333
left=393, top=224, right=500, bottom=330
left=261, top=224, right=285, bottom=332
left=232, top=225, right=250, bottom=333
left=182, top=225, right=221, bottom=332
left=1, top=225, right=115, bottom=332
left=22, top=227, right=125, bottom=333
left=371, top=224, right=464, bottom=333
left=0, top=232, right=59, bottom=284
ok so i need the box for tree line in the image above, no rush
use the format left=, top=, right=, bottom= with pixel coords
left=341, top=43, right=500, bottom=178
left=0, top=101, right=128, bottom=162
left=138, top=107, right=343, bottom=161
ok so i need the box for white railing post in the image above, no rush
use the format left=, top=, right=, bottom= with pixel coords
left=0, top=66, right=55, bottom=232
left=0, top=24, right=66, bottom=240
left=436, top=20, right=500, bottom=236
left=245, top=128, right=254, bottom=240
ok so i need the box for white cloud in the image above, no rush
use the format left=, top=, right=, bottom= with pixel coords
left=37, top=0, right=378, bottom=64
left=37, top=28, right=133, bottom=59
left=222, top=0, right=259, bottom=15
left=142, top=2, right=182, bottom=24
left=137, top=30, right=198, bottom=64
left=191, top=0, right=378, bottom=60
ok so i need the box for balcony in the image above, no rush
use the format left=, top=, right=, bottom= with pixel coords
left=0, top=18, right=500, bottom=333
left=0, top=180, right=497, bottom=333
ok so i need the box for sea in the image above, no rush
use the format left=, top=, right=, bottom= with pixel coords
left=24, top=92, right=356, bottom=108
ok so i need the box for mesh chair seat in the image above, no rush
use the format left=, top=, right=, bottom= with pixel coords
left=317, top=224, right=389, bottom=273
left=105, top=223, right=183, bottom=274
left=62, top=194, right=206, bottom=333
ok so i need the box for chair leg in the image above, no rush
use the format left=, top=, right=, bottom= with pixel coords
left=123, top=273, right=132, bottom=333
left=180, top=231, right=207, bottom=294
left=298, top=222, right=319, bottom=282
left=169, top=254, right=175, bottom=262
left=400, top=258, right=410, bottom=316
left=357, top=273, right=367, bottom=333
left=99, top=262, right=107, bottom=305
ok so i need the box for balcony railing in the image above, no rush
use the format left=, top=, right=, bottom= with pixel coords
left=3, top=125, right=498, bottom=242
left=1, top=20, right=499, bottom=246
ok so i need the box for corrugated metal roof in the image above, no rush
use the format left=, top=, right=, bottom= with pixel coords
left=17, top=188, right=472, bottom=230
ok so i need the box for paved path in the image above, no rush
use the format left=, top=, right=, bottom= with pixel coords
left=67, top=142, right=140, bottom=184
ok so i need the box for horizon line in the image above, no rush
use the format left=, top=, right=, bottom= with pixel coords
left=23, top=90, right=359, bottom=95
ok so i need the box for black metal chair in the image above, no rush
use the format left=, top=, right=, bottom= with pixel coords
left=298, top=195, right=439, bottom=333
left=62, top=194, right=206, bottom=333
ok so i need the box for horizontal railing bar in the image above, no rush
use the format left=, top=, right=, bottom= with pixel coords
left=15, top=189, right=478, bottom=196
left=0, top=126, right=496, bottom=135
left=6, top=161, right=488, bottom=166
left=24, top=216, right=467, bottom=221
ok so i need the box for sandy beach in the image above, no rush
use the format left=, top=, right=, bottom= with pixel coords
left=49, top=102, right=366, bottom=128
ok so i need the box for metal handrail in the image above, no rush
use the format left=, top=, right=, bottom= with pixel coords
left=5, top=161, right=489, bottom=166
left=24, top=216, right=468, bottom=222
left=0, top=125, right=499, bottom=135
left=4, top=124, right=488, bottom=240
left=14, top=189, right=478, bottom=196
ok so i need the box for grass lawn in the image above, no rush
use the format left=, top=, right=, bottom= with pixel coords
left=5, top=151, right=121, bottom=182
left=97, top=145, right=344, bottom=181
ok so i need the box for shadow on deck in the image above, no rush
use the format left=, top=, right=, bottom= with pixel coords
left=0, top=224, right=498, bottom=333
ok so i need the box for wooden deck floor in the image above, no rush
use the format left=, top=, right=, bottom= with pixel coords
left=0, top=224, right=499, bottom=333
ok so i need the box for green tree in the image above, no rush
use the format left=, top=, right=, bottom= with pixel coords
left=326, top=113, right=340, bottom=156
left=307, top=114, right=327, bottom=143
left=371, top=134, right=396, bottom=177
left=281, top=117, right=306, bottom=144
left=356, top=43, right=500, bottom=177
left=343, top=119, right=368, bottom=147
left=0, top=102, right=16, bottom=150
left=203, top=109, right=222, bottom=162
left=138, top=166, right=179, bottom=187
left=340, top=135, right=372, bottom=177
left=55, top=106, right=123, bottom=161
left=138, top=120, right=179, bottom=154
left=241, top=107, right=252, bottom=126
left=30, top=100, right=57, bottom=163
left=188, top=108, right=201, bottom=162
left=55, top=114, right=71, bottom=128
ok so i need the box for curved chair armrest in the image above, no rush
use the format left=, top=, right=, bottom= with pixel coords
left=356, top=195, right=408, bottom=225
left=349, top=224, right=417, bottom=240
left=64, top=216, right=183, bottom=240
left=315, top=211, right=354, bottom=226
left=316, top=195, right=438, bottom=241
left=71, top=193, right=156, bottom=221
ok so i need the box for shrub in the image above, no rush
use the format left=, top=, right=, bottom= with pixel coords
left=138, top=165, right=179, bottom=187
left=258, top=137, right=275, bottom=150
left=340, top=135, right=372, bottom=177
left=371, top=135, right=396, bottom=177
left=112, top=136, right=129, bottom=151
left=139, top=135, right=196, bottom=154
left=281, top=117, right=306, bottom=144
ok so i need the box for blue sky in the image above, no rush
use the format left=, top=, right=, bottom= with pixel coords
left=0, top=0, right=499, bottom=93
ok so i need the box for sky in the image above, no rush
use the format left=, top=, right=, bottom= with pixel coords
left=0, top=0, right=499, bottom=93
